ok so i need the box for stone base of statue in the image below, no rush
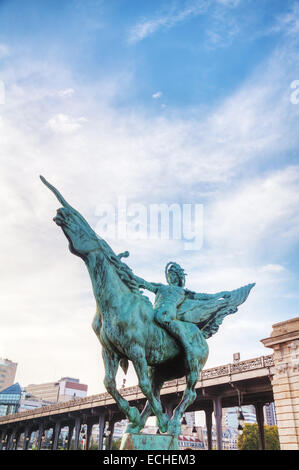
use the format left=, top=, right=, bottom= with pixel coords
left=120, top=433, right=179, bottom=450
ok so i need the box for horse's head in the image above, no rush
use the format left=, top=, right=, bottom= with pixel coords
left=40, top=175, right=100, bottom=259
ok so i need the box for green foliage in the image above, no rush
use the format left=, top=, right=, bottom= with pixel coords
left=89, top=438, right=98, bottom=450
left=238, top=423, right=260, bottom=450
left=237, top=423, right=280, bottom=450
left=112, top=438, right=122, bottom=450
left=265, top=425, right=280, bottom=450
left=89, top=443, right=99, bottom=450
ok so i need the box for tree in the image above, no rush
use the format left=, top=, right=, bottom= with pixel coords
left=238, top=423, right=260, bottom=450
left=265, top=425, right=280, bottom=450
left=237, top=423, right=280, bottom=450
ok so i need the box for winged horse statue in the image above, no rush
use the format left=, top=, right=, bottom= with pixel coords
left=40, top=176, right=255, bottom=436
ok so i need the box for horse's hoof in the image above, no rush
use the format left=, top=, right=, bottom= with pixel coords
left=128, top=406, right=140, bottom=426
left=157, top=413, right=169, bottom=433
left=125, top=423, right=141, bottom=434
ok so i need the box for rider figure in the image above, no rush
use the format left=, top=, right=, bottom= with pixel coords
left=134, top=262, right=229, bottom=360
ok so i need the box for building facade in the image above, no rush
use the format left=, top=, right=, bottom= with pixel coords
left=264, top=402, right=277, bottom=426
left=261, top=317, right=299, bottom=450
left=0, top=383, right=22, bottom=416
left=0, top=359, right=17, bottom=392
left=18, top=393, right=55, bottom=412
left=58, top=377, right=88, bottom=401
left=25, top=377, right=88, bottom=403
left=223, top=405, right=257, bottom=428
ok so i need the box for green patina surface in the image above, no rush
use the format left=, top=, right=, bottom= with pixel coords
left=40, top=175, right=255, bottom=442
left=120, top=433, right=179, bottom=451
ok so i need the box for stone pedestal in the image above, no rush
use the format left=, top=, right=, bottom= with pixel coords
left=261, top=317, right=299, bottom=450
left=120, top=433, right=179, bottom=450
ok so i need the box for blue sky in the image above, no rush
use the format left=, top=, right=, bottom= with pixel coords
left=1, top=0, right=299, bottom=397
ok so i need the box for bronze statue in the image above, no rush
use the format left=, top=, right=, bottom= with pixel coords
left=41, top=175, right=255, bottom=437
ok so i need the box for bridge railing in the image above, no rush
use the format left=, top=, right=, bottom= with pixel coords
left=163, top=354, right=274, bottom=385
left=0, top=354, right=274, bottom=424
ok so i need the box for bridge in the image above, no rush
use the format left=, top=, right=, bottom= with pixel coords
left=0, top=354, right=274, bottom=451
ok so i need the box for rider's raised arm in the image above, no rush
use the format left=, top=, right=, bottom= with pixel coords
left=133, top=276, right=160, bottom=294
left=185, top=289, right=229, bottom=300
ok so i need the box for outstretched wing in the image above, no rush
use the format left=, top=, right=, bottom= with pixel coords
left=177, top=283, right=255, bottom=339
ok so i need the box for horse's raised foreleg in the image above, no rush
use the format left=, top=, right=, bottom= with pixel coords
left=131, top=348, right=168, bottom=433
left=102, top=348, right=140, bottom=428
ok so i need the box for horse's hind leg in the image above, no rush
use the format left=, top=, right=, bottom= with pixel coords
left=126, top=367, right=164, bottom=433
left=167, top=358, right=199, bottom=436
left=131, top=348, right=168, bottom=433
left=102, top=348, right=140, bottom=429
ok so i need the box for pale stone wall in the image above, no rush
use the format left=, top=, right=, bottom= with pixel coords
left=261, top=317, right=299, bottom=450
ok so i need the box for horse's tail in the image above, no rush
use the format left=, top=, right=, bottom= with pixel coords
left=120, top=358, right=129, bottom=375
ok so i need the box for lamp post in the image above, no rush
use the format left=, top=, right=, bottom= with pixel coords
left=102, top=422, right=110, bottom=450
left=181, top=415, right=187, bottom=434
left=236, top=388, right=245, bottom=436
left=237, top=408, right=245, bottom=435
left=80, top=425, right=87, bottom=450
left=105, top=429, right=111, bottom=450
left=41, top=433, right=45, bottom=450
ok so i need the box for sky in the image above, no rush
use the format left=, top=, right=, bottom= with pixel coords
left=0, top=0, right=299, bottom=404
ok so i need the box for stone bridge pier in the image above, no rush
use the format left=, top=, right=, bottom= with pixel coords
left=262, top=317, right=299, bottom=450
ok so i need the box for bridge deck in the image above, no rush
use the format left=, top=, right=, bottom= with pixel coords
left=0, top=355, right=274, bottom=429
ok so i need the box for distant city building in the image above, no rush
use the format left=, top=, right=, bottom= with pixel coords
left=25, top=377, right=88, bottom=403
left=0, top=383, right=22, bottom=416
left=264, top=402, right=277, bottom=426
left=222, top=427, right=239, bottom=450
left=178, top=435, right=204, bottom=450
left=223, top=405, right=256, bottom=428
left=201, top=425, right=239, bottom=450
left=24, top=381, right=60, bottom=402
left=0, top=358, right=18, bottom=391
left=223, top=403, right=277, bottom=429
left=113, top=420, right=129, bottom=440
left=18, top=391, right=55, bottom=412
left=58, top=377, right=88, bottom=402
left=0, top=382, right=57, bottom=417
left=184, top=411, right=196, bottom=428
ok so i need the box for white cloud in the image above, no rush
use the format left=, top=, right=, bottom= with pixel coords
left=260, top=264, right=285, bottom=273
left=57, top=88, right=75, bottom=98
left=128, top=0, right=242, bottom=44
left=152, top=91, right=162, bottom=99
left=273, top=2, right=299, bottom=36
left=128, top=1, right=209, bottom=43
left=1, top=30, right=299, bottom=393
left=206, top=165, right=299, bottom=255
left=46, top=113, right=87, bottom=134
left=0, top=44, right=9, bottom=58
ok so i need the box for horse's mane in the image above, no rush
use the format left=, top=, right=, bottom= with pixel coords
left=108, top=254, right=141, bottom=294
left=96, top=240, right=140, bottom=295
